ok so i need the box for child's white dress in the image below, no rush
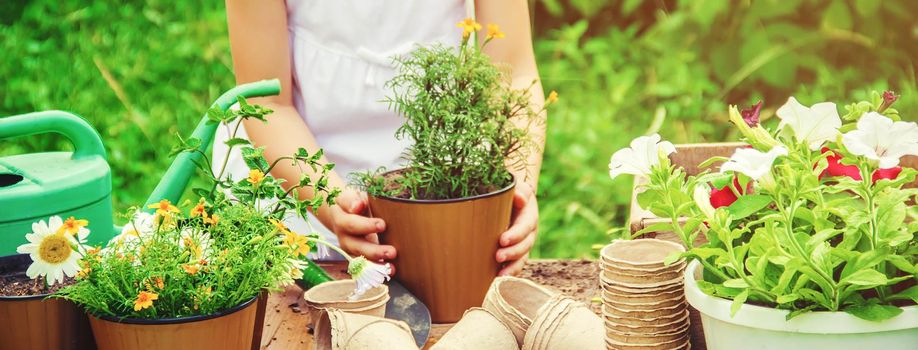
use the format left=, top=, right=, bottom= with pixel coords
left=212, top=0, right=465, bottom=257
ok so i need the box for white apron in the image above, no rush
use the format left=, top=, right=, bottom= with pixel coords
left=213, top=0, right=466, bottom=258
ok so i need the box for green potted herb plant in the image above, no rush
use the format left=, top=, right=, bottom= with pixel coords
left=54, top=97, right=391, bottom=350
left=352, top=19, right=551, bottom=322
left=610, top=92, right=918, bottom=349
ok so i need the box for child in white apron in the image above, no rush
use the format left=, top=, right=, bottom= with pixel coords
left=216, top=0, right=545, bottom=275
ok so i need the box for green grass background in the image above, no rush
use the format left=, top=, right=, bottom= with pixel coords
left=2, top=0, right=916, bottom=258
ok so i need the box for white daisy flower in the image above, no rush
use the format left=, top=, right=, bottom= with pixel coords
left=16, top=216, right=84, bottom=286
left=720, top=146, right=788, bottom=180
left=776, top=97, right=841, bottom=150
left=347, top=256, right=391, bottom=300
left=842, top=112, right=918, bottom=169
left=609, top=134, right=676, bottom=180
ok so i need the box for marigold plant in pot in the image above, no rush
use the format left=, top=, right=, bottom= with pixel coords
left=53, top=98, right=390, bottom=350
left=0, top=216, right=95, bottom=350
left=352, top=20, right=551, bottom=322
left=609, top=91, right=918, bottom=350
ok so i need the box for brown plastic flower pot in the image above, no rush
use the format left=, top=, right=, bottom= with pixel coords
left=0, top=254, right=95, bottom=350
left=88, top=296, right=258, bottom=350
left=367, top=170, right=515, bottom=323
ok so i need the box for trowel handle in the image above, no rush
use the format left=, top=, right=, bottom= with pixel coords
left=143, top=79, right=281, bottom=208
left=0, top=110, right=107, bottom=160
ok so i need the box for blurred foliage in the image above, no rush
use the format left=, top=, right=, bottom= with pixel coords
left=1, top=0, right=916, bottom=258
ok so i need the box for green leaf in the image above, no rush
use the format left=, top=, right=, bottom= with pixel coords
left=726, top=195, right=772, bottom=220
left=889, top=285, right=918, bottom=304
left=776, top=294, right=799, bottom=304
left=731, top=289, right=749, bottom=316
left=844, top=303, right=903, bottom=322
left=723, top=278, right=749, bottom=289
left=224, top=137, right=251, bottom=147
left=840, top=269, right=888, bottom=287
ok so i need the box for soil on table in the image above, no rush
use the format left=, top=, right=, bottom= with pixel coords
left=518, top=259, right=601, bottom=315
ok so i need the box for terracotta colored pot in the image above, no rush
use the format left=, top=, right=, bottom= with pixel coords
left=89, top=297, right=258, bottom=350
left=367, top=171, right=515, bottom=323
left=0, top=254, right=95, bottom=350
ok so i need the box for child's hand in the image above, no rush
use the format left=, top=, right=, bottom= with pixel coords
left=320, top=189, right=397, bottom=262
left=497, top=181, right=538, bottom=276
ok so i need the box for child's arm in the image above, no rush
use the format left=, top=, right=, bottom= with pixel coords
left=225, top=0, right=395, bottom=261
left=477, top=0, right=547, bottom=275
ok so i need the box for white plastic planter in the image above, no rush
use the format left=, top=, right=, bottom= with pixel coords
left=684, top=260, right=918, bottom=350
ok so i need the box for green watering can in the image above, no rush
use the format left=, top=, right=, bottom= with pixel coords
left=0, top=79, right=332, bottom=286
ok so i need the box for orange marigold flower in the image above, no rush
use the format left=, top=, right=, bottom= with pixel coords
left=58, top=217, right=89, bottom=236
left=182, top=264, right=201, bottom=275
left=134, top=291, right=158, bottom=311
left=456, top=18, right=481, bottom=38
left=190, top=199, right=207, bottom=218
left=269, top=218, right=290, bottom=234
left=486, top=24, right=505, bottom=40
left=203, top=214, right=219, bottom=226
left=153, top=277, right=165, bottom=289
left=247, top=169, right=265, bottom=185
left=76, top=268, right=91, bottom=279
left=148, top=199, right=179, bottom=217
left=283, top=231, right=311, bottom=257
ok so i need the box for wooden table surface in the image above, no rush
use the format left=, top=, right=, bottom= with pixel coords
left=258, top=260, right=705, bottom=350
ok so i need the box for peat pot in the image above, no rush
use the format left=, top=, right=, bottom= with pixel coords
left=0, top=254, right=95, bottom=350
left=367, top=170, right=515, bottom=322
left=684, top=260, right=918, bottom=350
left=89, top=296, right=258, bottom=350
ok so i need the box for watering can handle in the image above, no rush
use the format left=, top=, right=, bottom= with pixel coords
left=0, top=110, right=107, bottom=160
left=143, top=79, right=281, bottom=207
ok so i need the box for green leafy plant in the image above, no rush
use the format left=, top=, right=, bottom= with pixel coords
left=352, top=20, right=548, bottom=200
left=610, top=92, right=918, bottom=321
left=55, top=97, right=391, bottom=318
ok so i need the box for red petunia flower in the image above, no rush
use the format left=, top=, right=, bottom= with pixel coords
left=820, top=148, right=862, bottom=180
left=709, top=176, right=749, bottom=208
left=872, top=167, right=902, bottom=182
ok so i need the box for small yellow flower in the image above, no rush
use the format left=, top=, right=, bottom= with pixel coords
left=190, top=199, right=207, bottom=218
left=182, top=264, right=201, bottom=275
left=283, top=231, right=311, bottom=257
left=134, top=291, right=158, bottom=311
left=203, top=214, right=219, bottom=226
left=269, top=218, right=290, bottom=234
left=247, top=169, right=265, bottom=185
left=76, top=267, right=91, bottom=279
left=486, top=24, right=505, bottom=40
left=456, top=18, right=481, bottom=38
left=148, top=199, right=179, bottom=217
left=153, top=277, right=164, bottom=289
left=58, top=217, right=89, bottom=236
left=546, top=90, right=558, bottom=105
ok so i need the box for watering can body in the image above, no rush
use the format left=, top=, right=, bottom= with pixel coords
left=0, top=111, right=115, bottom=255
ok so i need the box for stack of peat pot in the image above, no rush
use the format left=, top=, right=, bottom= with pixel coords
left=600, top=239, right=691, bottom=350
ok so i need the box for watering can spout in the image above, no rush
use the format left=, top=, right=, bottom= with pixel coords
left=143, top=79, right=281, bottom=208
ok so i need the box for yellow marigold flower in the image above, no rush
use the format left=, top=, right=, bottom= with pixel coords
left=58, top=217, right=89, bottom=236
left=456, top=18, right=481, bottom=38
left=269, top=218, right=290, bottom=234
left=190, top=199, right=207, bottom=218
left=182, top=264, right=201, bottom=275
left=546, top=90, right=558, bottom=105
left=76, top=267, right=91, bottom=279
left=283, top=232, right=311, bottom=257
left=153, top=277, right=164, bottom=289
left=486, top=24, right=505, bottom=40
left=247, top=169, right=265, bottom=185
left=204, top=214, right=219, bottom=226
left=148, top=199, right=179, bottom=217
left=134, top=291, right=158, bottom=311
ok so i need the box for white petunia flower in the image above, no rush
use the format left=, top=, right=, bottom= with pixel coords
left=609, top=134, right=677, bottom=180
left=693, top=185, right=716, bottom=219
left=347, top=256, right=391, bottom=300
left=842, top=112, right=918, bottom=169
left=776, top=97, right=841, bottom=150
left=720, top=146, right=788, bottom=180
left=16, top=216, right=83, bottom=286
